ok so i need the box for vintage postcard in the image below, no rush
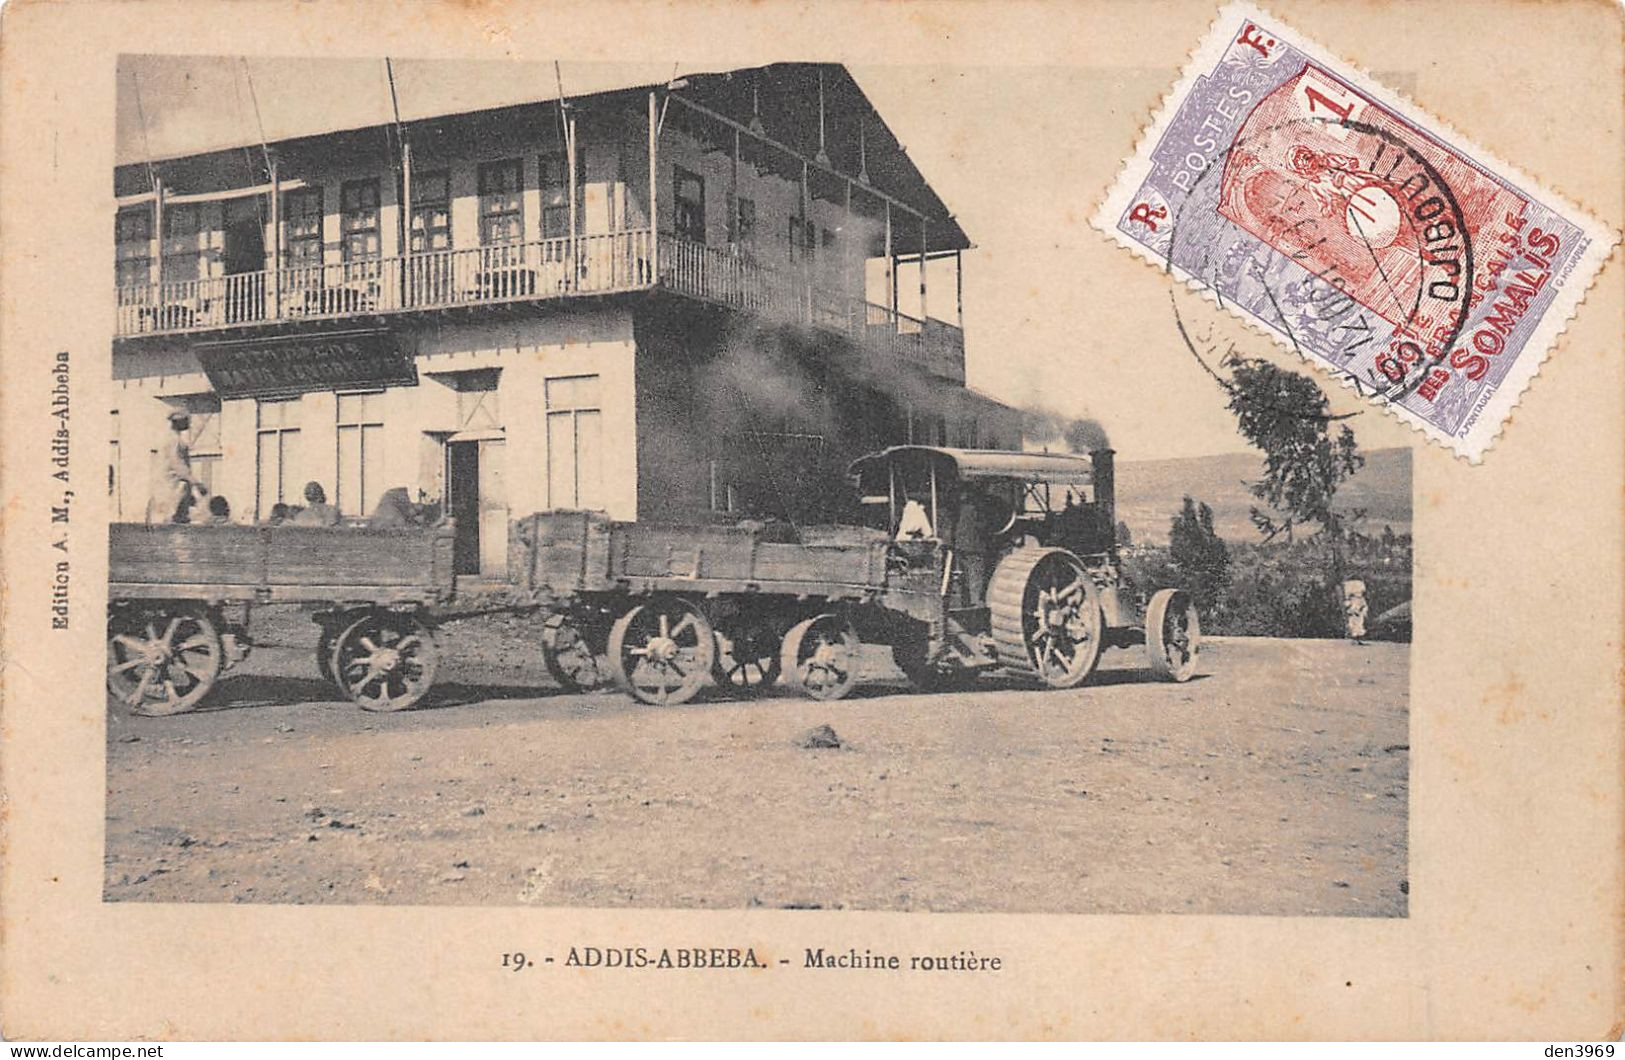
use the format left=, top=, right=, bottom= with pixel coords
left=0, top=0, right=1620, bottom=1043
left=1093, top=2, right=1619, bottom=462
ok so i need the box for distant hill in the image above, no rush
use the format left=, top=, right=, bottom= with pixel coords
left=1114, top=447, right=1412, bottom=545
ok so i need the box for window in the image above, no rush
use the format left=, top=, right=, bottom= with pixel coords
left=336, top=390, right=386, bottom=518
left=540, top=152, right=571, bottom=241
left=340, top=179, right=380, bottom=268
left=545, top=375, right=602, bottom=510
left=452, top=369, right=501, bottom=431
left=283, top=187, right=325, bottom=285
left=180, top=395, right=223, bottom=498
left=673, top=167, right=705, bottom=243
left=163, top=204, right=203, bottom=282
left=733, top=196, right=756, bottom=249
left=478, top=159, right=524, bottom=246
left=255, top=397, right=303, bottom=520
left=408, top=171, right=451, bottom=253
left=115, top=207, right=153, bottom=291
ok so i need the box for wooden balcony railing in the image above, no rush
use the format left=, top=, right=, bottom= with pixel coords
left=114, top=229, right=965, bottom=381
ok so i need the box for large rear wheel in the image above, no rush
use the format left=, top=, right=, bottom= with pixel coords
left=988, top=548, right=1103, bottom=689
left=606, top=599, right=715, bottom=706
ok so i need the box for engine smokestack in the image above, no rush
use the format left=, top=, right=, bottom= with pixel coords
left=1090, top=448, right=1116, bottom=536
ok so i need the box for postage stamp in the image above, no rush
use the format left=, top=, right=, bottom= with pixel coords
left=1092, top=3, right=1619, bottom=461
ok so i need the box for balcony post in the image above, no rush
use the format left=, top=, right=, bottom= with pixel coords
left=800, top=159, right=811, bottom=323
left=884, top=200, right=895, bottom=319
left=844, top=178, right=854, bottom=331
left=268, top=160, right=281, bottom=317
left=153, top=177, right=165, bottom=305
left=398, top=137, right=411, bottom=307
left=955, top=248, right=963, bottom=329
left=567, top=115, right=578, bottom=288
left=919, top=216, right=928, bottom=322
left=648, top=91, right=659, bottom=283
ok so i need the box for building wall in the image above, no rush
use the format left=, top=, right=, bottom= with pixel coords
left=110, top=305, right=638, bottom=526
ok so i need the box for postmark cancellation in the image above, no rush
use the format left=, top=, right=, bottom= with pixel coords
left=1092, top=2, right=1619, bottom=462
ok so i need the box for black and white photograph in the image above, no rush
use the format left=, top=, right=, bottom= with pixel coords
left=104, top=54, right=1410, bottom=916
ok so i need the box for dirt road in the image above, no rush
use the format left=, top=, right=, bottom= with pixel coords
left=104, top=631, right=1408, bottom=915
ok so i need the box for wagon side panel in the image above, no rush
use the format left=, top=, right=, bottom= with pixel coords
left=519, top=510, right=617, bottom=594
left=109, top=524, right=267, bottom=594
left=263, top=526, right=450, bottom=592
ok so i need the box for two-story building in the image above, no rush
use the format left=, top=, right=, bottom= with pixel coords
left=112, top=62, right=1019, bottom=577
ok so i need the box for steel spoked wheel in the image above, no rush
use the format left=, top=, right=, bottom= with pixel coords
left=607, top=599, right=715, bottom=706
left=331, top=611, right=439, bottom=712
left=542, top=613, right=607, bottom=692
left=781, top=613, right=860, bottom=701
left=1146, top=588, right=1200, bottom=682
left=314, top=620, right=344, bottom=690
left=107, top=610, right=223, bottom=716
left=713, top=622, right=783, bottom=696
left=989, top=548, right=1103, bottom=689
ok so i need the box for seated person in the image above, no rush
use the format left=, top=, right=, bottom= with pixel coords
left=288, top=482, right=340, bottom=527
left=206, top=495, right=232, bottom=525
left=265, top=502, right=291, bottom=526
left=895, top=498, right=934, bottom=540
left=368, top=487, right=420, bottom=528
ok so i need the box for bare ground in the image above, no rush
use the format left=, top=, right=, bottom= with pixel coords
left=104, top=627, right=1408, bottom=915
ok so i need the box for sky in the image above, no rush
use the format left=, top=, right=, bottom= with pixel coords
left=116, top=56, right=1257, bottom=461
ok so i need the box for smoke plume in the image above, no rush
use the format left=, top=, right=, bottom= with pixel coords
left=1021, top=405, right=1112, bottom=453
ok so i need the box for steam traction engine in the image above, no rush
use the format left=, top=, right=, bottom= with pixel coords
left=522, top=445, right=1200, bottom=705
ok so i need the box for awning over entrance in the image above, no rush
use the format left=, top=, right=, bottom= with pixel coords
left=194, top=328, right=417, bottom=399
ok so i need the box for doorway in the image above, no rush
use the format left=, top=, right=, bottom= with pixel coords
left=223, top=197, right=266, bottom=323
left=446, top=437, right=508, bottom=578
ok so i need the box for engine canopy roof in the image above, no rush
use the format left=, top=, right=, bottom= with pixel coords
left=848, top=446, right=1100, bottom=488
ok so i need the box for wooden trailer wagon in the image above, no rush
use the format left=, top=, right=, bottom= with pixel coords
left=519, top=445, right=1201, bottom=707
left=107, top=522, right=455, bottom=715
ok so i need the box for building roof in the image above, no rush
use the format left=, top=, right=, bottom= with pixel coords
left=116, top=61, right=969, bottom=252
left=849, top=446, right=1099, bottom=487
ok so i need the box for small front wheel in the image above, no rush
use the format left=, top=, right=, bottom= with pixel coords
left=781, top=613, right=860, bottom=701
left=1146, top=588, right=1200, bottom=682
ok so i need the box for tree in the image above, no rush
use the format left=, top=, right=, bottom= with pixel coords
left=1224, top=358, right=1365, bottom=542
left=1114, top=520, right=1134, bottom=549
left=1168, top=496, right=1230, bottom=615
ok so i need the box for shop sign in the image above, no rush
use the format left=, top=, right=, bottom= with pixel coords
left=196, top=330, right=417, bottom=398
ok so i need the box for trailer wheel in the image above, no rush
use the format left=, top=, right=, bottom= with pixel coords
left=331, top=611, right=439, bottom=712
left=988, top=547, right=1103, bottom=689
left=713, top=622, right=782, bottom=696
left=1146, top=588, right=1200, bottom=682
left=107, top=609, right=223, bottom=716
left=314, top=621, right=343, bottom=690
left=607, top=599, right=715, bottom=706
left=781, top=614, right=860, bottom=701
left=541, top=613, right=607, bottom=693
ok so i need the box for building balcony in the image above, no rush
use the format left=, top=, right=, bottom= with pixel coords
left=114, top=230, right=966, bottom=383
